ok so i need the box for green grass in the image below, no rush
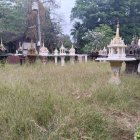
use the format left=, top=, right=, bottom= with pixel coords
left=0, top=61, right=140, bottom=140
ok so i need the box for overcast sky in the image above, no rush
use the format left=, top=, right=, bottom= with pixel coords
left=56, top=0, right=76, bottom=35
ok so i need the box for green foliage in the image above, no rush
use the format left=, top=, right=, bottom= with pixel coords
left=56, top=110, right=110, bottom=140
left=0, top=0, right=26, bottom=33
left=71, top=22, right=88, bottom=52
left=43, top=9, right=62, bottom=52
left=62, top=35, right=72, bottom=48
left=0, top=0, right=61, bottom=52
left=80, top=111, right=110, bottom=140
left=81, top=24, right=113, bottom=53
left=34, top=95, right=55, bottom=128
left=71, top=0, right=140, bottom=47
left=135, top=127, right=140, bottom=140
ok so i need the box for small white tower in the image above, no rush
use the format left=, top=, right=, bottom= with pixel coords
left=54, top=48, right=58, bottom=56
left=17, top=42, right=23, bottom=54
left=108, top=23, right=127, bottom=58
left=59, top=43, right=66, bottom=66
left=39, top=42, right=49, bottom=56
left=102, top=47, right=107, bottom=56
left=59, top=43, right=66, bottom=55
left=69, top=44, right=75, bottom=55
left=99, top=49, right=103, bottom=56
left=54, top=48, right=58, bottom=65
left=69, top=44, right=76, bottom=64
left=0, top=38, right=6, bottom=51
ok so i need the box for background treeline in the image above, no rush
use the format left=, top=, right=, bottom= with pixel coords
left=0, top=0, right=68, bottom=51
left=1, top=0, right=140, bottom=53
left=71, top=0, right=140, bottom=53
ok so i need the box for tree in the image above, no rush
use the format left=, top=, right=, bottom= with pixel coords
left=61, top=35, right=72, bottom=49
left=71, top=22, right=87, bottom=53
left=43, top=8, right=62, bottom=52
left=0, top=0, right=62, bottom=52
left=71, top=0, right=140, bottom=44
left=0, top=0, right=26, bottom=33
left=82, top=24, right=113, bottom=53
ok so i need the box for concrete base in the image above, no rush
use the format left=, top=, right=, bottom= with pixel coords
left=78, top=56, right=83, bottom=63
left=85, top=55, right=88, bottom=63
left=70, top=56, right=75, bottom=65
left=109, top=61, right=123, bottom=85
left=55, top=56, right=58, bottom=65
left=27, top=55, right=37, bottom=64
left=60, top=56, right=65, bottom=66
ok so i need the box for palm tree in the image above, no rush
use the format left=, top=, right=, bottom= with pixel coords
left=71, top=22, right=87, bottom=52
left=71, top=22, right=82, bottom=43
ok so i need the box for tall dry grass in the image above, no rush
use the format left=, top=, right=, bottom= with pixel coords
left=0, top=61, right=140, bottom=140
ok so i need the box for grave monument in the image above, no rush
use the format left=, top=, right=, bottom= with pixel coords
left=17, top=42, right=25, bottom=65
left=0, top=38, right=8, bottom=65
left=69, top=44, right=76, bottom=64
left=96, top=23, right=135, bottom=84
left=125, top=37, right=140, bottom=74
left=54, top=48, right=59, bottom=65
left=39, top=42, right=49, bottom=64
left=59, top=43, right=66, bottom=66
left=27, top=40, right=38, bottom=63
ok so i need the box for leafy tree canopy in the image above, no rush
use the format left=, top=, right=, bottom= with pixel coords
left=0, top=0, right=61, bottom=52
left=71, top=0, right=140, bottom=49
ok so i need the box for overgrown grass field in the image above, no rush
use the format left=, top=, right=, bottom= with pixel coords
left=0, top=61, right=140, bottom=140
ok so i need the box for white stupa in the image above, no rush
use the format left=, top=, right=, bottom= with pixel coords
left=54, top=48, right=58, bottom=56
left=96, top=23, right=135, bottom=84
left=69, top=44, right=75, bottom=55
left=108, top=23, right=127, bottom=59
left=59, top=43, right=66, bottom=55
left=98, top=49, right=103, bottom=56
left=39, top=42, right=49, bottom=56
left=102, top=47, right=107, bottom=56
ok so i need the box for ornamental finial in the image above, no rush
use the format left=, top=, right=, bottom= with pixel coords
left=115, top=21, right=120, bottom=39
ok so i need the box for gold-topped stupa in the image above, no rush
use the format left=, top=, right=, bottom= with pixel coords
left=27, top=40, right=37, bottom=55
left=108, top=23, right=127, bottom=58
left=96, top=23, right=135, bottom=85
left=54, top=48, right=58, bottom=56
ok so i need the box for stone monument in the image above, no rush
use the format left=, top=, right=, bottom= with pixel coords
left=0, top=38, right=8, bottom=65
left=125, top=37, right=140, bottom=74
left=96, top=23, right=135, bottom=84
left=54, top=48, right=58, bottom=65
left=17, top=42, right=25, bottom=65
left=59, top=43, right=66, bottom=66
left=69, top=44, right=76, bottom=64
left=102, top=47, right=108, bottom=57
left=27, top=40, right=38, bottom=64
left=39, top=42, right=49, bottom=64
